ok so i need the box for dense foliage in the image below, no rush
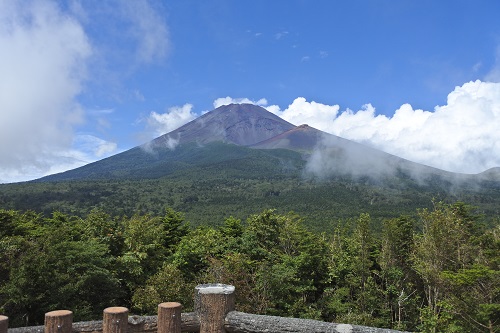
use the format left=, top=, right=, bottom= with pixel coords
left=2, top=143, right=500, bottom=232
left=2, top=173, right=500, bottom=233
left=0, top=204, right=498, bottom=332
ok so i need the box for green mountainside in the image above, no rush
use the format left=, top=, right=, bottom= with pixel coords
left=2, top=141, right=499, bottom=231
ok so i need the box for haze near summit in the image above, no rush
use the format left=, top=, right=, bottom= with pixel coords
left=1, top=0, right=500, bottom=183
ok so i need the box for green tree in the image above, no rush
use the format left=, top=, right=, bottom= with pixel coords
left=240, top=210, right=329, bottom=318
left=201, top=253, right=262, bottom=313
left=81, top=209, right=124, bottom=256
left=0, top=212, right=122, bottom=327
left=319, top=223, right=353, bottom=321
left=442, top=265, right=499, bottom=333
left=160, top=208, right=189, bottom=252
left=171, top=226, right=224, bottom=281
left=379, top=216, right=419, bottom=330
left=321, top=214, right=389, bottom=327
left=117, top=208, right=189, bottom=298
left=345, top=213, right=387, bottom=327
left=132, top=263, right=193, bottom=314
left=412, top=202, right=480, bottom=332
left=438, top=223, right=500, bottom=333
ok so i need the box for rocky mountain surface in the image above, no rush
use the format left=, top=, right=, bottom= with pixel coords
left=152, top=103, right=295, bottom=147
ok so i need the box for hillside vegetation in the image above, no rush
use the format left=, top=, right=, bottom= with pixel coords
left=2, top=143, right=500, bottom=231
left=0, top=204, right=498, bottom=332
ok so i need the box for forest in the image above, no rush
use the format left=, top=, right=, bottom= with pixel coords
left=0, top=203, right=498, bottom=332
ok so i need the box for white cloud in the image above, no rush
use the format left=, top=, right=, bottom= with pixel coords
left=269, top=80, right=500, bottom=174
left=213, top=97, right=269, bottom=109
left=0, top=0, right=91, bottom=182
left=118, top=1, right=169, bottom=65
left=39, top=135, right=118, bottom=179
left=74, top=135, right=118, bottom=158
left=0, top=134, right=119, bottom=184
left=0, top=0, right=170, bottom=183
left=147, top=104, right=197, bottom=137
left=266, top=97, right=340, bottom=131
left=334, top=81, right=500, bottom=173
left=64, top=1, right=170, bottom=100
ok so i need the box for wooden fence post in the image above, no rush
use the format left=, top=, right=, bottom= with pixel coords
left=0, top=315, right=8, bottom=333
left=103, top=307, right=128, bottom=333
left=44, top=310, right=73, bottom=333
left=195, top=284, right=235, bottom=333
left=158, top=302, right=181, bottom=333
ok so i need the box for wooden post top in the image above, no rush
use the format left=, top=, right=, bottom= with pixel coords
left=158, top=302, right=182, bottom=308
left=195, top=284, right=235, bottom=294
left=0, top=316, right=7, bottom=321
left=103, top=307, right=128, bottom=314
left=45, top=310, right=72, bottom=317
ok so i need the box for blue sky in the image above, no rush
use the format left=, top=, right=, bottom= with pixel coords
left=2, top=0, right=500, bottom=182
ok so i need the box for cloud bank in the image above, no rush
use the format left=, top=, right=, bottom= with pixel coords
left=0, top=1, right=91, bottom=182
left=267, top=80, right=500, bottom=174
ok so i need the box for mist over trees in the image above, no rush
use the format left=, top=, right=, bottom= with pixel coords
left=0, top=204, right=498, bottom=332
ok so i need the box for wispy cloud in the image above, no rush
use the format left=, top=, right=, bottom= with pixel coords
left=274, top=31, right=289, bottom=40
left=69, top=1, right=170, bottom=96
left=145, top=104, right=197, bottom=138
left=485, top=45, right=500, bottom=82
left=89, top=108, right=115, bottom=115
left=74, top=134, right=118, bottom=158
left=118, top=1, right=169, bottom=65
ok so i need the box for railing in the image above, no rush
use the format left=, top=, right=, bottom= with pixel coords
left=1, top=284, right=411, bottom=333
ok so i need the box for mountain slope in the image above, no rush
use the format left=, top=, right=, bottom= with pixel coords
left=37, top=142, right=305, bottom=181
left=250, top=121, right=468, bottom=185
left=38, top=103, right=461, bottom=183
left=38, top=104, right=298, bottom=181
left=251, top=124, right=324, bottom=151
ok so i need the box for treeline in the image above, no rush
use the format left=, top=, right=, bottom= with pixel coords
left=0, top=203, right=498, bottom=332
left=0, top=176, right=457, bottom=232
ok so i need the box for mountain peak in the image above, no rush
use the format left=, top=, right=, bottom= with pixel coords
left=153, top=103, right=295, bottom=147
